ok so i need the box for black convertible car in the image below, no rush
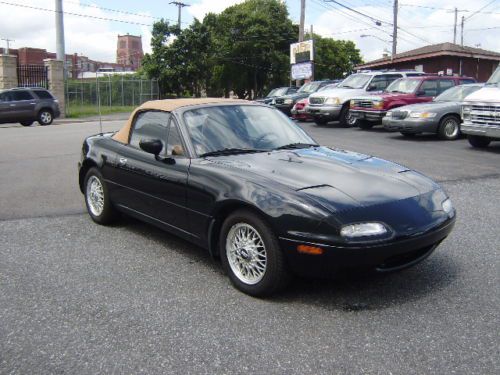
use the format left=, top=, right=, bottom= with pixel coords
left=79, top=98, right=455, bottom=296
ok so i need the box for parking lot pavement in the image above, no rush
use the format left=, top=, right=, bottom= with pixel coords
left=0, top=120, right=499, bottom=374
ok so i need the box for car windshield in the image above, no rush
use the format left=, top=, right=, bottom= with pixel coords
left=184, top=105, right=317, bottom=157
left=271, top=87, right=289, bottom=97
left=435, top=85, right=483, bottom=102
left=338, top=74, right=371, bottom=89
left=385, top=78, right=420, bottom=94
left=319, top=83, right=338, bottom=92
left=298, top=82, right=321, bottom=93
left=265, top=88, right=278, bottom=98
left=486, top=66, right=500, bottom=86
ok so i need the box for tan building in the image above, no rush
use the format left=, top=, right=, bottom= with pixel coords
left=116, top=34, right=144, bottom=70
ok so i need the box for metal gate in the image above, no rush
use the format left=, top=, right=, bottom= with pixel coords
left=17, top=65, right=48, bottom=88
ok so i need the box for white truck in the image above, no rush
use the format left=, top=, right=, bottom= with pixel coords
left=461, top=65, right=500, bottom=148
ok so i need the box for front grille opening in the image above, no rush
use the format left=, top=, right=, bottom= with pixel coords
left=376, top=245, right=435, bottom=272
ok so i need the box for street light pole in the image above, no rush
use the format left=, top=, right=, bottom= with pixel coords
left=392, top=0, right=398, bottom=58
left=55, top=0, right=65, bottom=62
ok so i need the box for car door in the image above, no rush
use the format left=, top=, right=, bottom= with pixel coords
left=111, top=110, right=191, bottom=234
left=10, top=90, right=37, bottom=120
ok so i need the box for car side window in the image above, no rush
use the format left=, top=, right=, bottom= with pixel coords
left=11, top=91, right=34, bottom=101
left=129, top=111, right=171, bottom=151
left=384, top=74, right=403, bottom=86
left=0, top=92, right=9, bottom=102
left=419, top=80, right=438, bottom=96
left=166, top=121, right=185, bottom=156
left=33, top=90, right=54, bottom=100
left=459, top=79, right=475, bottom=85
left=369, top=75, right=388, bottom=90
left=438, top=79, right=455, bottom=95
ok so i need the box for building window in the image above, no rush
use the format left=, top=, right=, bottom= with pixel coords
left=119, top=41, right=126, bottom=49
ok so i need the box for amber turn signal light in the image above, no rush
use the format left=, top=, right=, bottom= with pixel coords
left=297, top=244, right=324, bottom=255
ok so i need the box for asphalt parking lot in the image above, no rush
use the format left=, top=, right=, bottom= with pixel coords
left=0, top=119, right=498, bottom=374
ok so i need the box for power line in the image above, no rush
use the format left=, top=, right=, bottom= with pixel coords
left=399, top=2, right=500, bottom=15
left=465, top=0, right=499, bottom=21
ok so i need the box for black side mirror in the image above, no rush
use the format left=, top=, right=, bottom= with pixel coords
left=416, top=90, right=427, bottom=96
left=139, top=138, right=163, bottom=155
left=367, top=84, right=378, bottom=92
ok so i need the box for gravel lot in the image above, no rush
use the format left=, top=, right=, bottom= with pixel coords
left=0, top=119, right=498, bottom=374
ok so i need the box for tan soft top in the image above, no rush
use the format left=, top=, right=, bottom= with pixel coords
left=113, top=98, right=249, bottom=144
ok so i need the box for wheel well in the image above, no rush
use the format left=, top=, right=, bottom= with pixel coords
left=208, top=201, right=267, bottom=258
left=439, top=113, right=461, bottom=124
left=79, top=159, right=97, bottom=193
left=38, top=107, right=53, bottom=115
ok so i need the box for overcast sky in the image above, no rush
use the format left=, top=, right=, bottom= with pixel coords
left=0, top=0, right=498, bottom=63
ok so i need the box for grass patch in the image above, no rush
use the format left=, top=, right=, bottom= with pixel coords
left=66, top=105, right=134, bottom=118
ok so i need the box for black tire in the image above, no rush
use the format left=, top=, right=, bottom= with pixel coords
left=438, top=115, right=460, bottom=140
left=84, top=167, right=118, bottom=225
left=339, top=106, right=356, bottom=127
left=37, top=109, right=54, bottom=126
left=357, top=120, right=374, bottom=130
left=314, top=117, right=328, bottom=126
left=467, top=135, right=491, bottom=148
left=220, top=209, right=291, bottom=297
left=400, top=132, right=416, bottom=137
left=20, top=121, right=33, bottom=126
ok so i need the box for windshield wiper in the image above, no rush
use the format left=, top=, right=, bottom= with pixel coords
left=339, top=85, right=354, bottom=88
left=275, top=142, right=319, bottom=150
left=199, top=148, right=266, bottom=157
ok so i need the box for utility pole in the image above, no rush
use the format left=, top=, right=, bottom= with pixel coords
left=169, top=1, right=189, bottom=29
left=299, top=0, right=306, bottom=43
left=392, top=0, right=398, bottom=58
left=1, top=38, right=14, bottom=54
left=55, top=0, right=65, bottom=63
left=453, top=7, right=458, bottom=44
left=460, top=15, right=464, bottom=47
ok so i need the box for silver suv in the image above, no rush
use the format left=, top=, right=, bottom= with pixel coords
left=0, top=87, right=61, bottom=126
left=306, top=70, right=426, bottom=126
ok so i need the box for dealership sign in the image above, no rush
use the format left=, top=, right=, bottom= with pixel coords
left=290, top=40, right=314, bottom=64
left=291, top=61, right=313, bottom=80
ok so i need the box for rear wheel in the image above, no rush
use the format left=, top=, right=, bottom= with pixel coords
left=84, top=167, right=118, bottom=225
left=38, top=109, right=53, bottom=126
left=468, top=135, right=491, bottom=148
left=20, top=121, right=33, bottom=126
left=438, top=115, right=460, bottom=140
left=220, top=209, right=290, bottom=297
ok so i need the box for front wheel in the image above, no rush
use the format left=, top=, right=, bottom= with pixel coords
left=339, top=106, right=356, bottom=127
left=438, top=115, right=460, bottom=140
left=467, top=135, right=491, bottom=148
left=38, top=109, right=53, bottom=125
left=220, top=210, right=291, bottom=297
left=84, top=167, right=118, bottom=225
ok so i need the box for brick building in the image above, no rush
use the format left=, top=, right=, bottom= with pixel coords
left=356, top=43, right=500, bottom=82
left=116, top=34, right=144, bottom=70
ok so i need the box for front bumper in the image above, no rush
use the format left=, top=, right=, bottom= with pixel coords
left=305, top=104, right=342, bottom=118
left=461, top=123, right=500, bottom=139
left=350, top=109, right=386, bottom=122
left=383, top=117, right=440, bottom=133
left=280, top=216, right=455, bottom=277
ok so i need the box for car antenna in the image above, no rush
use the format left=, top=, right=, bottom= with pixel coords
left=96, top=72, right=103, bottom=135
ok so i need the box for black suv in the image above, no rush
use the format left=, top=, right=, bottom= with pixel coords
left=272, top=80, right=336, bottom=115
left=0, top=87, right=61, bottom=126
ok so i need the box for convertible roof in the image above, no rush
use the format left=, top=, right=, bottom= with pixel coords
left=113, top=98, right=248, bottom=144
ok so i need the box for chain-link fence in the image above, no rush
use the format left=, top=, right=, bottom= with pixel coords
left=65, top=75, right=160, bottom=117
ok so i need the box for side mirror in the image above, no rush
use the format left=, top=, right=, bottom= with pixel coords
left=367, top=84, right=378, bottom=92
left=139, top=138, right=163, bottom=155
left=416, top=90, right=427, bottom=96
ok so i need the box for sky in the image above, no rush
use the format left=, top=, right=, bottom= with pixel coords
left=0, top=0, right=499, bottom=64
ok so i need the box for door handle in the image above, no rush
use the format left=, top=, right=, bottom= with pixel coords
left=119, top=157, right=127, bottom=165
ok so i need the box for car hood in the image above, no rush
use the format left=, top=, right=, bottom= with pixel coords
left=393, top=101, right=459, bottom=112
left=464, top=86, right=500, bottom=102
left=279, top=92, right=310, bottom=101
left=310, top=88, right=374, bottom=102
left=207, top=146, right=439, bottom=212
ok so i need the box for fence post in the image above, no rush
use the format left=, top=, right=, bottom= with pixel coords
left=0, top=54, right=18, bottom=89
left=44, top=59, right=66, bottom=117
left=121, top=76, right=124, bottom=107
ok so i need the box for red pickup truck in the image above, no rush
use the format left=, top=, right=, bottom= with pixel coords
left=349, top=75, right=475, bottom=129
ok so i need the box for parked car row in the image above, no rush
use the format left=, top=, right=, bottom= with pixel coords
left=263, top=65, right=499, bottom=148
left=0, top=87, right=60, bottom=126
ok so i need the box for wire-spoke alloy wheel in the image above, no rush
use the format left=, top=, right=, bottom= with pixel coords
left=220, top=210, right=291, bottom=296
left=226, top=223, right=267, bottom=285
left=38, top=110, right=53, bottom=125
left=86, top=175, right=105, bottom=217
left=84, top=168, right=118, bottom=224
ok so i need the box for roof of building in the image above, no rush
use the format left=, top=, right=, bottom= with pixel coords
left=113, top=98, right=249, bottom=144
left=357, top=43, right=500, bottom=69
